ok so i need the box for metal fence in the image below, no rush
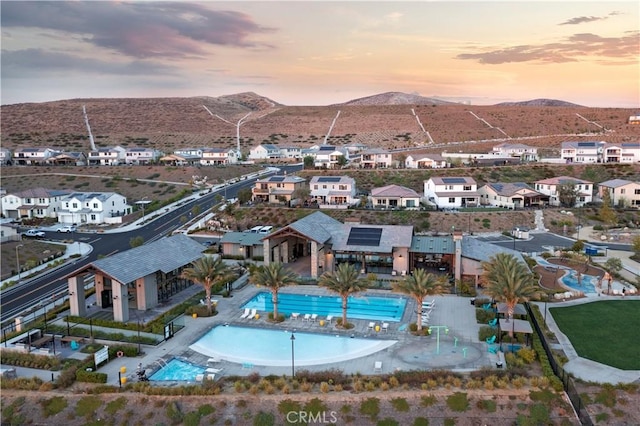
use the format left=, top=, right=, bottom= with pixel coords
left=525, top=303, right=594, bottom=426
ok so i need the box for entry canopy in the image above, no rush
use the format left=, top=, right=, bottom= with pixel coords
left=496, top=303, right=527, bottom=317
left=499, top=318, right=533, bottom=334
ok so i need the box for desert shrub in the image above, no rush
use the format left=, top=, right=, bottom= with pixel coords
left=476, top=308, right=496, bottom=323
left=360, top=398, right=380, bottom=421
left=413, top=418, right=429, bottom=426
left=304, top=398, right=328, bottom=418
left=295, top=368, right=349, bottom=385
left=446, top=392, right=469, bottom=412
left=478, top=326, right=497, bottom=341
left=477, top=399, right=497, bottom=412
left=76, top=369, right=108, bottom=383
left=166, top=401, right=184, bottom=424
left=517, top=347, right=537, bottom=364
left=253, top=411, right=275, bottom=426
left=377, top=419, right=399, bottom=426
left=390, top=398, right=410, bottom=412
left=595, top=384, right=617, bottom=408
left=105, top=397, right=127, bottom=415
left=41, top=396, right=67, bottom=417
left=75, top=395, right=103, bottom=419
left=278, top=399, right=301, bottom=415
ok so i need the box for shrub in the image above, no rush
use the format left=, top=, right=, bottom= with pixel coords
left=446, top=392, right=469, bottom=412
left=76, top=369, right=108, bottom=383
left=75, top=395, right=103, bottom=419
left=41, top=396, right=67, bottom=417
left=360, top=398, right=380, bottom=421
left=391, top=398, right=410, bottom=412
left=253, top=411, right=275, bottom=426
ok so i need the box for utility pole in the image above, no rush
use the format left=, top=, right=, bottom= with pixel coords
left=202, top=105, right=250, bottom=159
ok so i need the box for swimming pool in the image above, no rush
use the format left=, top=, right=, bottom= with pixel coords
left=561, top=271, right=597, bottom=294
left=242, top=292, right=407, bottom=322
left=189, top=325, right=397, bottom=366
left=148, top=358, right=205, bottom=381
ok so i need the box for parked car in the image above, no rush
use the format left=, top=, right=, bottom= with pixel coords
left=23, top=229, right=46, bottom=238
left=56, top=225, right=77, bottom=233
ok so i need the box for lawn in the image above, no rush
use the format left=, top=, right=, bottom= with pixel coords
left=550, top=300, right=640, bottom=370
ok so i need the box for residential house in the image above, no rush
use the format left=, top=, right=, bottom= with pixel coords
left=534, top=176, right=593, bottom=207
left=87, top=146, right=126, bottom=166
left=200, top=148, right=238, bottom=165
left=49, top=151, right=87, bottom=166
left=1, top=188, right=70, bottom=220
left=249, top=144, right=282, bottom=160
left=616, top=143, right=640, bottom=163
left=423, top=177, right=480, bottom=209
left=440, top=151, right=517, bottom=166
left=124, top=147, right=161, bottom=165
left=13, top=147, right=60, bottom=165
left=309, top=176, right=357, bottom=208
left=478, top=182, right=548, bottom=209
left=370, top=184, right=421, bottom=209
left=65, top=234, right=205, bottom=322
left=492, top=143, right=538, bottom=162
left=158, top=153, right=198, bottom=166
left=309, top=145, right=348, bottom=169
left=344, top=142, right=368, bottom=155
left=252, top=175, right=306, bottom=204
left=598, top=179, right=640, bottom=208
left=360, top=148, right=393, bottom=169
left=58, top=192, right=131, bottom=224
left=628, top=114, right=640, bottom=124
left=0, top=148, right=12, bottom=165
left=0, top=219, right=20, bottom=243
left=278, top=146, right=302, bottom=159
left=560, top=141, right=640, bottom=164
left=405, top=154, right=448, bottom=169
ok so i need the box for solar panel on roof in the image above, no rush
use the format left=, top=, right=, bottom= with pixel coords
left=442, top=177, right=466, bottom=184
left=577, top=142, right=595, bottom=147
left=270, top=176, right=285, bottom=182
left=318, top=177, right=341, bottom=183
left=346, top=227, right=383, bottom=246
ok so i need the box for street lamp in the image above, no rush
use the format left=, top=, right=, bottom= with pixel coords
left=15, top=244, right=23, bottom=280
left=290, top=333, right=296, bottom=378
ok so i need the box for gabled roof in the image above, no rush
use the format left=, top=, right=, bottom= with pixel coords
left=410, top=235, right=455, bottom=254
left=462, top=237, right=526, bottom=265
left=8, top=187, right=70, bottom=198
left=361, top=148, right=390, bottom=155
left=256, top=175, right=306, bottom=184
left=91, top=235, right=205, bottom=284
left=62, top=192, right=121, bottom=202
left=484, top=182, right=537, bottom=197
left=535, top=176, right=592, bottom=185
left=309, top=175, right=354, bottom=185
left=429, top=176, right=477, bottom=186
left=258, top=144, right=280, bottom=151
left=371, top=184, right=420, bottom=198
left=598, top=179, right=636, bottom=188
left=331, top=223, right=413, bottom=253
left=411, top=153, right=446, bottom=162
left=220, top=232, right=264, bottom=246
left=267, top=211, right=342, bottom=244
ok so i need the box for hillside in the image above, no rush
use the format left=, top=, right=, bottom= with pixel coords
left=337, top=91, right=456, bottom=106
left=1, top=93, right=638, bottom=154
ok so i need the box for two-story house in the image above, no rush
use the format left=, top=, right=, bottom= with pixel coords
left=58, top=192, right=131, bottom=224
left=252, top=175, right=307, bottom=204
left=50, top=151, right=87, bottom=166
left=423, top=177, right=480, bottom=209
left=0, top=188, right=70, bottom=220
left=309, top=176, right=357, bottom=207
left=200, top=148, right=237, bottom=165
left=370, top=184, right=421, bottom=209
left=160, top=148, right=202, bottom=165
left=598, top=179, right=640, bottom=208
left=278, top=146, right=302, bottom=159
left=478, top=182, right=548, bottom=209
left=0, top=148, right=12, bottom=165
left=405, top=154, right=448, bottom=169
left=310, top=145, right=348, bottom=169
left=492, top=143, right=538, bottom=162
left=124, top=147, right=161, bottom=165
left=360, top=149, right=393, bottom=169
left=87, top=146, right=126, bottom=166
left=249, top=144, right=282, bottom=160
left=534, top=176, right=593, bottom=207
left=13, top=147, right=60, bottom=165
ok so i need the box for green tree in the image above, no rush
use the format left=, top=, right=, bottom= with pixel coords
left=481, top=253, right=543, bottom=335
left=604, top=257, right=622, bottom=275
left=180, top=256, right=235, bottom=315
left=292, top=186, right=311, bottom=203
left=191, top=205, right=201, bottom=217
left=599, top=190, right=617, bottom=232
left=249, top=263, right=299, bottom=320
left=129, top=236, right=144, bottom=248
left=557, top=183, right=579, bottom=208
left=632, top=235, right=640, bottom=256
left=392, top=269, right=448, bottom=331
left=303, top=155, right=315, bottom=169
left=237, top=188, right=252, bottom=204
left=336, top=155, right=348, bottom=167
left=318, top=263, right=368, bottom=328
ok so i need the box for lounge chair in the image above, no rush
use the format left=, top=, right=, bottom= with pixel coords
left=248, top=309, right=257, bottom=319
left=206, top=367, right=223, bottom=374
left=239, top=308, right=251, bottom=319
left=195, top=374, right=204, bottom=382
left=70, top=341, right=80, bottom=351
left=488, top=318, right=498, bottom=328
left=485, top=335, right=496, bottom=345
left=303, top=313, right=311, bottom=322
left=368, top=322, right=375, bottom=331
left=488, top=345, right=499, bottom=354
left=382, top=322, right=389, bottom=332
left=207, top=357, right=219, bottom=364
left=374, top=361, right=382, bottom=372
left=423, top=299, right=435, bottom=308
left=326, top=315, right=333, bottom=324
left=291, top=313, right=300, bottom=321
left=207, top=374, right=216, bottom=381
left=310, top=314, right=318, bottom=322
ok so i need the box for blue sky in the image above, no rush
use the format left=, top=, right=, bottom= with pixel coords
left=1, top=1, right=638, bottom=107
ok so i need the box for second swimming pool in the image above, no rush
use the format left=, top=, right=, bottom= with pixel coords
left=189, top=325, right=397, bottom=366
left=242, top=292, right=407, bottom=322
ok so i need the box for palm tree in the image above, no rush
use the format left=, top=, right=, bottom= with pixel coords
left=180, top=256, right=235, bottom=315
left=318, top=263, right=368, bottom=328
left=249, top=263, right=299, bottom=320
left=392, top=269, right=448, bottom=331
left=481, top=253, right=543, bottom=335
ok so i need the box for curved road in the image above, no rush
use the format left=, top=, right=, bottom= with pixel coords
left=0, top=165, right=302, bottom=324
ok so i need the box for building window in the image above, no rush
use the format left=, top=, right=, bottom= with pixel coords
left=91, top=214, right=96, bottom=220
left=448, top=197, right=455, bottom=203
left=463, top=185, right=471, bottom=191
left=93, top=203, right=99, bottom=208
left=314, top=185, right=318, bottom=190
left=72, top=203, right=78, bottom=208
left=621, top=189, right=626, bottom=194
left=339, top=185, right=347, bottom=190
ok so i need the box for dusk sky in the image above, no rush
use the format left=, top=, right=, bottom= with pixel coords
left=1, top=1, right=638, bottom=107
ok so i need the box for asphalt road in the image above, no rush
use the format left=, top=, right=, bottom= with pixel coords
left=477, top=232, right=632, bottom=253
left=0, top=164, right=302, bottom=324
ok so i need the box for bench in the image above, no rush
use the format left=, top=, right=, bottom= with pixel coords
left=60, top=336, right=85, bottom=346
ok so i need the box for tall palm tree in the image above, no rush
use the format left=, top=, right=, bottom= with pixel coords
left=180, top=256, right=235, bottom=315
left=392, top=269, right=449, bottom=331
left=249, top=263, right=299, bottom=320
left=318, top=263, right=368, bottom=328
left=481, top=253, right=543, bottom=335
